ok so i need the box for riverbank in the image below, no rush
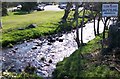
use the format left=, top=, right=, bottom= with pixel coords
left=1, top=10, right=90, bottom=47
left=1, top=11, right=64, bottom=47
left=53, top=35, right=120, bottom=79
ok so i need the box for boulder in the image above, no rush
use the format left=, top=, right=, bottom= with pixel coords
left=15, top=47, right=18, bottom=50
left=56, top=37, right=59, bottom=41
left=41, top=57, right=45, bottom=61
left=36, top=43, right=42, bottom=46
left=48, top=39, right=56, bottom=43
left=8, top=68, right=16, bottom=72
left=47, top=36, right=56, bottom=43
left=2, top=69, right=5, bottom=72
left=108, top=22, right=120, bottom=49
left=47, top=42, right=52, bottom=45
left=18, top=28, right=24, bottom=30
left=48, top=59, right=52, bottom=63
left=27, top=24, right=37, bottom=29
left=32, top=46, right=37, bottom=50
left=17, top=69, right=22, bottom=72
left=8, top=66, right=16, bottom=72
left=58, top=33, right=63, bottom=37
left=59, top=39, right=63, bottom=42
left=11, top=49, right=16, bottom=53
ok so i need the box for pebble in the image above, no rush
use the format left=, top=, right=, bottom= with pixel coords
left=32, top=46, right=37, bottom=49
left=15, top=47, right=18, bottom=50
left=47, top=42, right=52, bottom=45
left=11, top=50, right=16, bottom=53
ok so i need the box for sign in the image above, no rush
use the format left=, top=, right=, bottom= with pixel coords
left=102, top=4, right=118, bottom=17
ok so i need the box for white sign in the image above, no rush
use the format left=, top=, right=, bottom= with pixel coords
left=102, top=4, right=118, bottom=17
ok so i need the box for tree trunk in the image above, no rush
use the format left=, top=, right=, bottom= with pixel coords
left=75, top=2, right=81, bottom=48
left=62, top=2, right=72, bottom=23
left=93, top=17, right=97, bottom=36
left=103, top=17, right=110, bottom=39
left=97, top=16, right=100, bottom=36
left=81, top=7, right=85, bottom=45
left=75, top=2, right=84, bottom=59
left=103, top=23, right=107, bottom=39
left=105, top=18, right=111, bottom=30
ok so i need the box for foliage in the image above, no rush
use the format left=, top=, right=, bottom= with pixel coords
left=7, top=2, right=19, bottom=8
left=21, top=2, right=37, bottom=13
left=2, top=2, right=8, bottom=16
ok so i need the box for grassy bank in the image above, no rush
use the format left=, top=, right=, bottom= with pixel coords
left=1, top=11, right=64, bottom=47
left=1, top=10, right=89, bottom=47
left=53, top=35, right=120, bottom=79
left=2, top=72, right=43, bottom=79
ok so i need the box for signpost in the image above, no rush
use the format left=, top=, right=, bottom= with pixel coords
left=102, top=4, right=118, bottom=17
left=102, top=3, right=118, bottom=40
left=102, top=3, right=118, bottom=24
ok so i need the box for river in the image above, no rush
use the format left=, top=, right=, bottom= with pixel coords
left=1, top=20, right=112, bottom=78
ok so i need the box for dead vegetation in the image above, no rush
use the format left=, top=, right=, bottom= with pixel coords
left=83, top=47, right=120, bottom=73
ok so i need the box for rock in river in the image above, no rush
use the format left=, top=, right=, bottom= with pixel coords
left=32, top=46, right=37, bottom=50
left=48, top=59, right=52, bottom=63
left=58, top=39, right=63, bottom=42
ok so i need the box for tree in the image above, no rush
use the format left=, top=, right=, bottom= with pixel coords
left=7, top=2, right=19, bottom=8
left=61, top=2, right=72, bottom=23
left=102, top=17, right=111, bottom=39
left=2, top=2, right=8, bottom=16
left=97, top=15, right=101, bottom=36
left=91, top=3, right=97, bottom=36
left=93, top=15, right=97, bottom=36
left=80, top=4, right=85, bottom=45
left=21, top=2, right=37, bottom=13
left=74, top=2, right=81, bottom=48
left=91, top=2, right=102, bottom=36
left=74, top=2, right=84, bottom=58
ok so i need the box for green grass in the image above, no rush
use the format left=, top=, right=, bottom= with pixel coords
left=1, top=11, right=64, bottom=47
left=53, top=35, right=120, bottom=79
left=2, top=11, right=64, bottom=33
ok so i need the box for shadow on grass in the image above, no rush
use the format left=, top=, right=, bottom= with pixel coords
left=54, top=20, right=74, bottom=34
left=14, top=11, right=28, bottom=15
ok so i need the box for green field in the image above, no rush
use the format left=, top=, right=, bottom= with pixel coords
left=1, top=11, right=64, bottom=47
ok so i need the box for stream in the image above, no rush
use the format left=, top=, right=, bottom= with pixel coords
left=1, top=20, right=112, bottom=78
